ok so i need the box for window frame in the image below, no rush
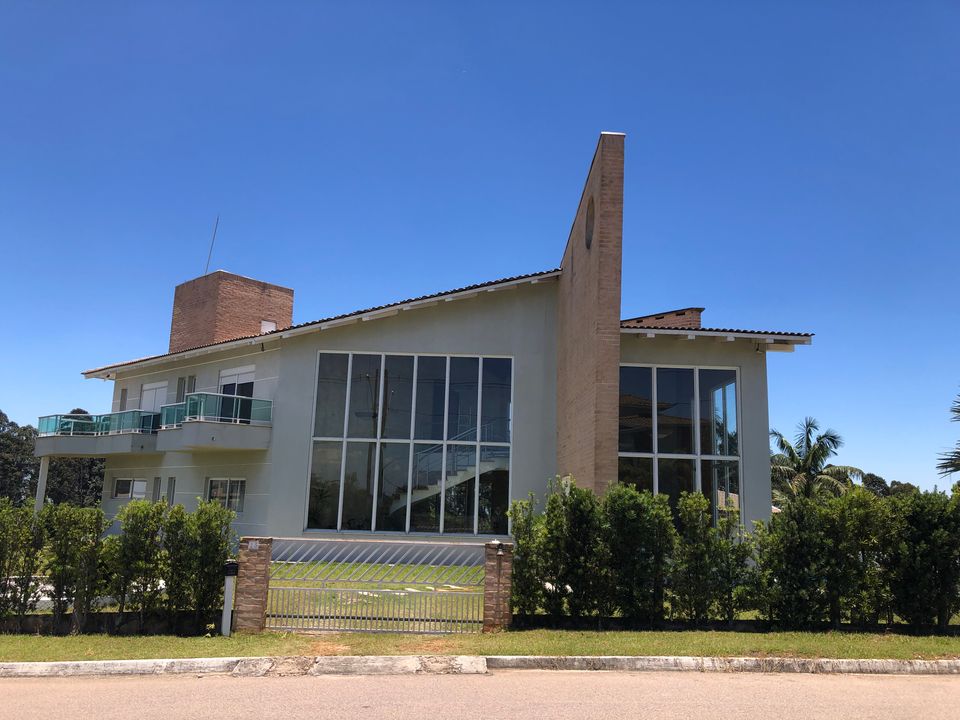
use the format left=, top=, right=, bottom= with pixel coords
left=304, top=350, right=514, bottom=536
left=207, top=477, right=246, bottom=513
left=618, top=363, right=743, bottom=520
left=112, top=477, right=148, bottom=500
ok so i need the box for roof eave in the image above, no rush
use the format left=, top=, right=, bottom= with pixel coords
left=620, top=327, right=813, bottom=345
left=82, top=270, right=563, bottom=379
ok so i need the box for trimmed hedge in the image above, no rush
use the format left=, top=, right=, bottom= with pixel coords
left=0, top=497, right=235, bottom=634
left=509, top=479, right=960, bottom=632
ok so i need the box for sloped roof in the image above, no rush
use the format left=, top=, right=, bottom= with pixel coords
left=619, top=319, right=812, bottom=337
left=82, top=268, right=562, bottom=377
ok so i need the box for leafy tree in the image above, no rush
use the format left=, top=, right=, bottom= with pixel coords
left=861, top=473, right=890, bottom=497
left=770, top=417, right=862, bottom=504
left=0, top=411, right=39, bottom=504
left=162, top=503, right=193, bottom=614
left=507, top=495, right=544, bottom=616
left=889, top=480, right=920, bottom=496
left=671, top=492, right=718, bottom=623
left=602, top=484, right=676, bottom=623
left=884, top=488, right=960, bottom=631
left=0, top=498, right=18, bottom=616
left=7, top=504, right=45, bottom=628
left=937, top=394, right=960, bottom=477
left=70, top=506, right=108, bottom=633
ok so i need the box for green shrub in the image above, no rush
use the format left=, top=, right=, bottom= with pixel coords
left=104, top=500, right=166, bottom=622
left=540, top=477, right=608, bottom=618
left=603, top=484, right=676, bottom=623
left=671, top=492, right=718, bottom=623
left=162, top=503, right=193, bottom=613
left=714, top=504, right=755, bottom=623
left=753, top=497, right=828, bottom=628
left=189, top=500, right=235, bottom=620
left=507, top=495, right=543, bottom=616
left=821, top=488, right=888, bottom=627
left=41, top=504, right=108, bottom=627
left=0, top=498, right=16, bottom=618
left=884, top=488, right=960, bottom=630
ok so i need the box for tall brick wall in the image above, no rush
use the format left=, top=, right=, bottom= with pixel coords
left=556, top=133, right=624, bottom=494
left=169, top=271, right=294, bottom=353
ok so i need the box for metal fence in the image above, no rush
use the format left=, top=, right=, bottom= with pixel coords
left=266, top=538, right=485, bottom=634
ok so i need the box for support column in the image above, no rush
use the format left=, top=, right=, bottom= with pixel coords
left=483, top=541, right=513, bottom=632
left=33, top=456, right=50, bottom=514
left=234, top=537, right=272, bottom=633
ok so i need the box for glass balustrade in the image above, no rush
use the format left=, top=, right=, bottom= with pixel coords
left=40, top=394, right=272, bottom=437
left=37, top=410, right=161, bottom=437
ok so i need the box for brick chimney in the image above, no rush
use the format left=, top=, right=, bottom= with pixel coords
left=168, top=271, right=294, bottom=353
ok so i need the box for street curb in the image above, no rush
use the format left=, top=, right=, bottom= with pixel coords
left=3, top=654, right=960, bottom=678
left=0, top=655, right=487, bottom=678
left=484, top=655, right=960, bottom=675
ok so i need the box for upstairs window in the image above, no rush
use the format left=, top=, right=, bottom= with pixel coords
left=618, top=365, right=740, bottom=524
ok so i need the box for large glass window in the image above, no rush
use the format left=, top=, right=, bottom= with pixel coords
left=414, top=356, right=447, bottom=441
left=619, top=366, right=653, bottom=453
left=381, top=355, right=414, bottom=439
left=618, top=365, right=741, bottom=523
left=447, top=358, right=479, bottom=441
left=308, top=353, right=512, bottom=534
left=314, top=354, right=349, bottom=437
left=347, top=355, right=381, bottom=439
left=481, top=358, right=512, bottom=442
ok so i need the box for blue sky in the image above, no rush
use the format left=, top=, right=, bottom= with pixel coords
left=1, top=2, right=957, bottom=488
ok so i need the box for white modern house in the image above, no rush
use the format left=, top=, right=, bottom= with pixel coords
left=34, top=133, right=811, bottom=538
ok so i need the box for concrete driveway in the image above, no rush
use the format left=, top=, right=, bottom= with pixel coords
left=2, top=670, right=958, bottom=720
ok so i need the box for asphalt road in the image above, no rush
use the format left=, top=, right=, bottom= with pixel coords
left=2, top=670, right=959, bottom=720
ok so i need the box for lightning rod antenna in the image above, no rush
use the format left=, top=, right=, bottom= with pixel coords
left=204, top=214, right=220, bottom=275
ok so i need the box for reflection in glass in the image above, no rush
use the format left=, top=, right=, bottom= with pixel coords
left=308, top=441, right=342, bottom=529
left=656, top=368, right=694, bottom=454
left=478, top=446, right=510, bottom=534
left=414, top=357, right=446, bottom=441
left=410, top=443, right=443, bottom=532
left=341, top=442, right=375, bottom=530
left=381, top=356, right=414, bottom=439
left=619, top=366, right=653, bottom=453
left=702, top=459, right=739, bottom=524
left=699, top=369, right=738, bottom=456
left=347, top=354, right=381, bottom=439
left=443, top=444, right=476, bottom=533
left=618, top=456, right=653, bottom=493
left=481, top=358, right=512, bottom=442
left=447, top=357, right=479, bottom=441
left=314, top=354, right=348, bottom=437
left=376, top=443, right=410, bottom=531
left=658, top=457, right=696, bottom=512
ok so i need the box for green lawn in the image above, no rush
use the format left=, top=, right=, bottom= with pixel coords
left=2, top=629, right=960, bottom=662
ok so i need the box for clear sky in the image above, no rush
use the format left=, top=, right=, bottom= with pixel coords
left=1, top=2, right=957, bottom=489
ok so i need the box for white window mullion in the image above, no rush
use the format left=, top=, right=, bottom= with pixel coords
left=405, top=355, right=418, bottom=534
left=439, top=356, right=451, bottom=534
left=336, top=353, right=353, bottom=532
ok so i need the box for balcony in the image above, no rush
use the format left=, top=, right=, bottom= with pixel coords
left=157, top=392, right=273, bottom=452
left=35, top=410, right=161, bottom=457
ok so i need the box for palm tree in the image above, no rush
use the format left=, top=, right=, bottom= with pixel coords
left=770, top=417, right=862, bottom=505
left=936, top=394, right=960, bottom=477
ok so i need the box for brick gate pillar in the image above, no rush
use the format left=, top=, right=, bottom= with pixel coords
left=483, top=541, right=513, bottom=632
left=234, top=537, right=272, bottom=633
